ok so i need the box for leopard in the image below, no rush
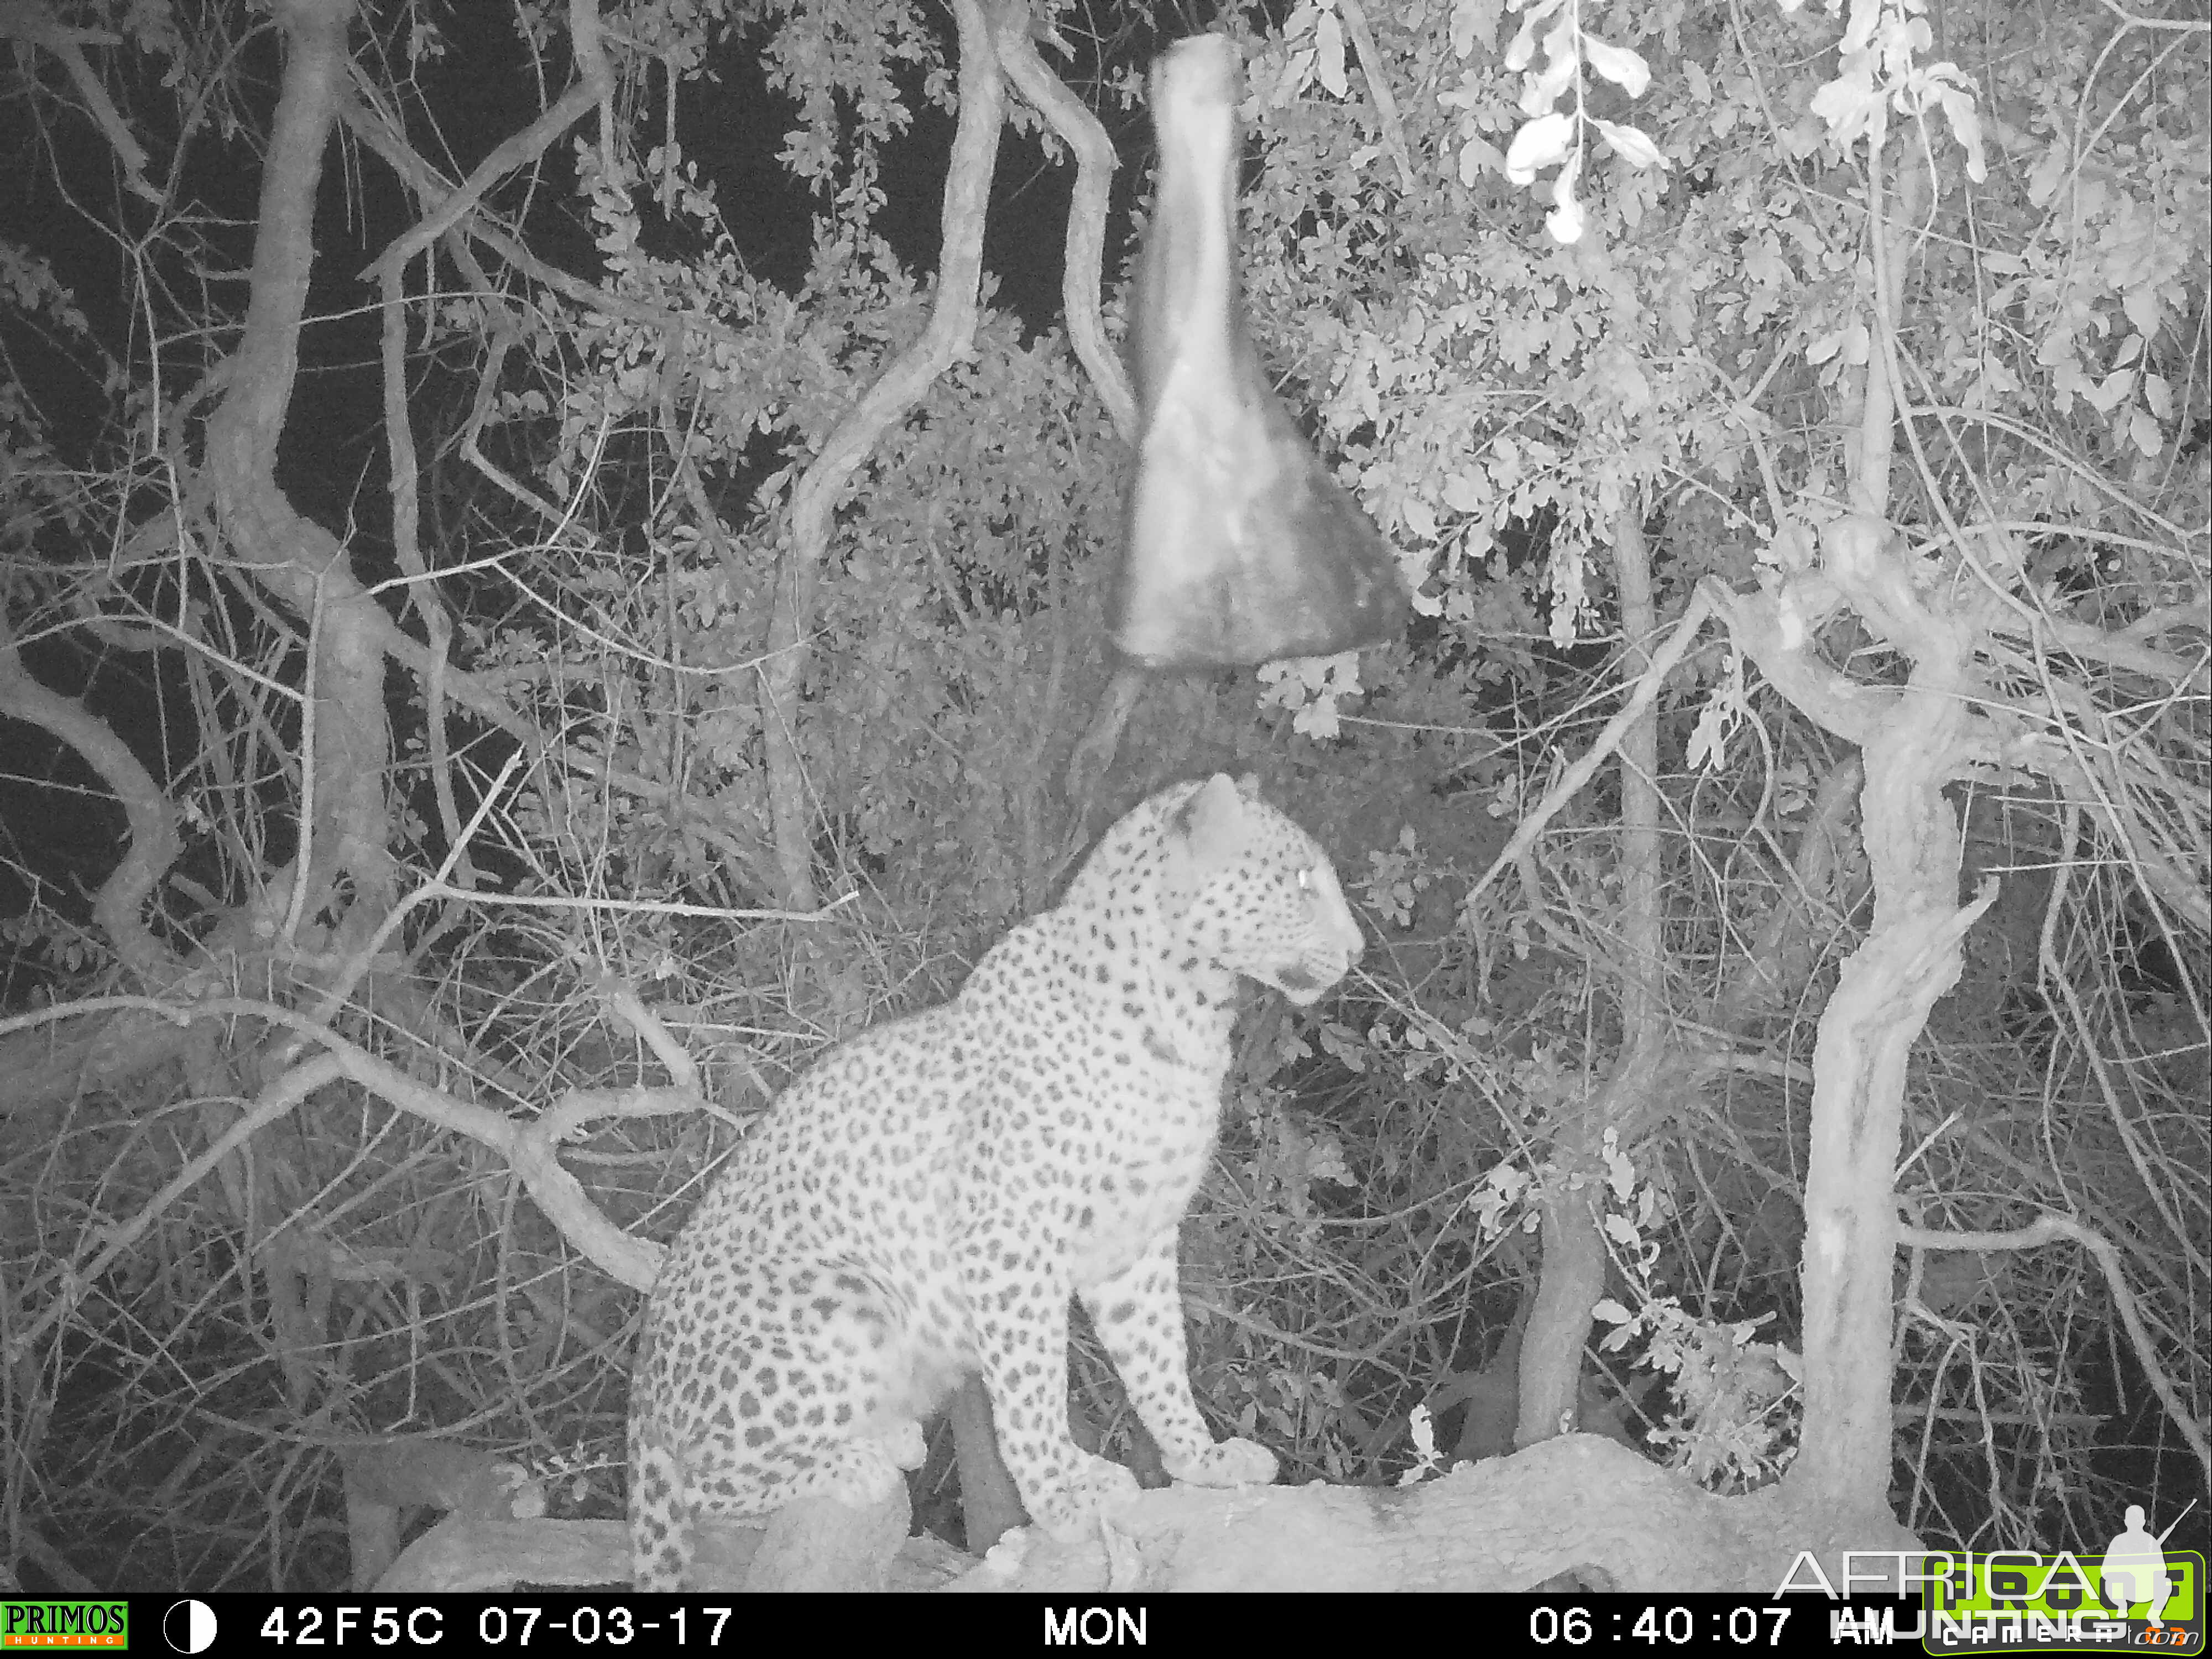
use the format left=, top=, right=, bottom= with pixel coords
left=625, top=773, right=1365, bottom=1589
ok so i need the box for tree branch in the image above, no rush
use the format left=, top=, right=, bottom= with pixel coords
left=757, top=0, right=1008, bottom=909
left=0, top=619, right=179, bottom=979
left=991, top=7, right=1134, bottom=441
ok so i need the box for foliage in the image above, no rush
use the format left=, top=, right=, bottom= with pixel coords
left=0, top=0, right=2203, bottom=1590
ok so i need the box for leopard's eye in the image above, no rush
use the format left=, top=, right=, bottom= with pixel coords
left=1296, top=868, right=1312, bottom=892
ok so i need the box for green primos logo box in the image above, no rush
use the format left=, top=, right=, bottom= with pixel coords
left=0, top=1604, right=129, bottom=1650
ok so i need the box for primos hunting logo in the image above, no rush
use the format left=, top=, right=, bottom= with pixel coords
left=0, top=1604, right=130, bottom=1650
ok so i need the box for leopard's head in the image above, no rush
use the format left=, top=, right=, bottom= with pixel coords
left=1152, top=774, right=1364, bottom=1005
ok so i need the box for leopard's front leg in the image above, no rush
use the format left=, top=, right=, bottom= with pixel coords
left=963, top=1225, right=1140, bottom=1539
left=1080, top=1230, right=1277, bottom=1491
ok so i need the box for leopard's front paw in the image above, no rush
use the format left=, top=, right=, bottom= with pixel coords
left=1162, top=1434, right=1277, bottom=1490
left=1026, top=1452, right=1142, bottom=1541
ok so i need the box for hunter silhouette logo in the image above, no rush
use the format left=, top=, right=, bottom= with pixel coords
left=1924, top=1500, right=2202, bottom=1655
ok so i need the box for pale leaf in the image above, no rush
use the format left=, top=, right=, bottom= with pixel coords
left=1582, top=34, right=1650, bottom=97
left=1316, top=11, right=1350, bottom=98
left=1459, top=134, right=1506, bottom=185
left=1936, top=81, right=1987, bottom=182
left=1505, top=111, right=1574, bottom=184
left=1594, top=117, right=1664, bottom=170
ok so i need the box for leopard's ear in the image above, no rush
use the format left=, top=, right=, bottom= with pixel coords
left=1171, top=773, right=1248, bottom=877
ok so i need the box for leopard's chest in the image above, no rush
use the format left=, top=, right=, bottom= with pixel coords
left=1061, top=1058, right=1221, bottom=1288
left=949, top=921, right=1233, bottom=1285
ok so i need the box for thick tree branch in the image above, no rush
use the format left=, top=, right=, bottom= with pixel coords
left=204, top=0, right=395, bottom=925
left=991, top=7, right=1134, bottom=441
left=358, top=4, right=612, bottom=284
left=0, top=620, right=179, bottom=980
left=757, top=0, right=1008, bottom=909
left=0, top=0, right=158, bottom=201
